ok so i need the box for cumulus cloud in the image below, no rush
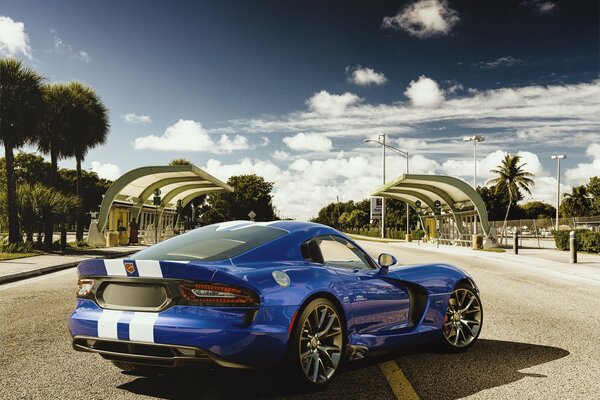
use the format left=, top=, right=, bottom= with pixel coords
left=521, top=1, right=558, bottom=15
left=51, top=31, right=90, bottom=62
left=91, top=161, right=121, bottom=181
left=0, top=16, right=32, bottom=58
left=133, top=119, right=249, bottom=153
left=283, top=133, right=333, bottom=152
left=123, top=113, right=152, bottom=124
left=404, top=75, right=445, bottom=107
left=306, top=90, right=362, bottom=116
left=382, top=0, right=460, bottom=38
left=564, top=143, right=600, bottom=186
left=475, top=56, right=522, bottom=69
left=271, top=150, right=290, bottom=161
left=347, top=66, right=387, bottom=86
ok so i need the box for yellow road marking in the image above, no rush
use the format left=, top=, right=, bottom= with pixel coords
left=379, top=360, right=420, bottom=400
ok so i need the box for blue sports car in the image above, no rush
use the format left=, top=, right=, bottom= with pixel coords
left=69, top=220, right=482, bottom=387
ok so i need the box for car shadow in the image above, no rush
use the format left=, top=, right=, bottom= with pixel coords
left=117, top=339, right=569, bottom=400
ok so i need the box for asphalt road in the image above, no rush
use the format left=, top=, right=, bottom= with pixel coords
left=1, top=241, right=599, bottom=399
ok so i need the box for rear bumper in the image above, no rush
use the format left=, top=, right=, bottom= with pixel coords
left=68, top=299, right=297, bottom=368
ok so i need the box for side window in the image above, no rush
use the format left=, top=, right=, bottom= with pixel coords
left=317, top=236, right=373, bottom=270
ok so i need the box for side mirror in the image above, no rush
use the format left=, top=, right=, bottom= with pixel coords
left=378, top=253, right=397, bottom=267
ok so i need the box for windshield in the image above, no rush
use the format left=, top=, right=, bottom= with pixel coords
left=131, top=223, right=288, bottom=261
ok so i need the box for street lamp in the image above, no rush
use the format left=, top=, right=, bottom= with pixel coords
left=463, top=135, right=485, bottom=235
left=463, top=135, right=485, bottom=188
left=551, top=155, right=566, bottom=231
left=364, top=135, right=410, bottom=238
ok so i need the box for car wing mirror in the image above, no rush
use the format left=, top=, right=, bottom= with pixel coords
left=377, top=253, right=397, bottom=276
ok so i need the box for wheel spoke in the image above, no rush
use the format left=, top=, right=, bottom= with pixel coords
left=460, top=296, right=475, bottom=313
left=311, top=353, right=320, bottom=382
left=318, top=308, right=327, bottom=329
left=318, top=315, right=336, bottom=336
left=319, top=327, right=341, bottom=340
left=460, top=320, right=475, bottom=337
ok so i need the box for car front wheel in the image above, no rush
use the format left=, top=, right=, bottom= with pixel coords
left=441, top=283, right=483, bottom=351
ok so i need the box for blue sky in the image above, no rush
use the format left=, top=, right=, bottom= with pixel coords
left=1, top=0, right=599, bottom=219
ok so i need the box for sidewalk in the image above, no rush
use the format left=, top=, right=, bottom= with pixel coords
left=383, top=238, right=600, bottom=284
left=0, top=245, right=147, bottom=284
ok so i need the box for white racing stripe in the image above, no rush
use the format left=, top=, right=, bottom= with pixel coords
left=104, top=259, right=127, bottom=276
left=97, top=310, right=123, bottom=339
left=129, top=312, right=159, bottom=343
left=215, top=220, right=253, bottom=231
left=135, top=260, right=163, bottom=277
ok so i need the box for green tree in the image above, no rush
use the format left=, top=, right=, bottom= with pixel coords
left=587, top=177, right=600, bottom=216
left=561, top=185, right=591, bottom=218
left=477, top=185, right=510, bottom=221
left=17, top=182, right=80, bottom=243
left=37, top=83, right=77, bottom=247
left=0, top=59, right=44, bottom=243
left=487, top=154, right=535, bottom=242
left=169, top=158, right=193, bottom=166
left=203, top=174, right=277, bottom=223
left=61, top=82, right=109, bottom=241
left=519, top=201, right=556, bottom=220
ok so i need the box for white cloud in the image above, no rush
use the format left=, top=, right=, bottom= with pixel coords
left=306, top=90, right=362, bottom=116
left=91, top=161, right=121, bottom=181
left=272, top=150, right=290, bottom=161
left=133, top=119, right=249, bottom=153
left=564, top=143, right=600, bottom=186
left=260, top=136, right=270, bottom=146
left=0, top=16, right=32, bottom=58
left=51, top=31, right=90, bottom=62
left=283, top=132, right=333, bottom=152
left=405, top=75, right=445, bottom=107
left=475, top=56, right=521, bottom=69
left=382, top=0, right=460, bottom=38
left=347, top=66, right=387, bottom=86
left=521, top=1, right=558, bottom=15
left=123, top=113, right=152, bottom=124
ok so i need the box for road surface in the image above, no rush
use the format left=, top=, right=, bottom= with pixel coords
left=1, top=241, right=598, bottom=399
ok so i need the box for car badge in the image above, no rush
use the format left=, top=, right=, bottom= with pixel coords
left=124, top=262, right=136, bottom=274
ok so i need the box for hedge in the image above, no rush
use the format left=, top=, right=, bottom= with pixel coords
left=554, top=230, right=600, bottom=253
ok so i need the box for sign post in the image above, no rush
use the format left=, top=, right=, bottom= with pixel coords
left=434, top=200, right=441, bottom=248
left=153, top=188, right=161, bottom=243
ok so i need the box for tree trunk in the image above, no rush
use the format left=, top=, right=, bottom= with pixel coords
left=43, top=148, right=58, bottom=249
left=4, top=144, right=20, bottom=244
left=502, top=201, right=512, bottom=245
left=75, top=155, right=84, bottom=241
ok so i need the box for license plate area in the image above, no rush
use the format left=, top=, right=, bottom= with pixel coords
left=97, top=282, right=170, bottom=311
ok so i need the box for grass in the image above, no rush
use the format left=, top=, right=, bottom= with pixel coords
left=346, top=233, right=406, bottom=243
left=474, top=247, right=506, bottom=253
left=0, top=252, right=39, bottom=261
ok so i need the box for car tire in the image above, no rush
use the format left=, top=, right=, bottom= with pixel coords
left=286, top=298, right=346, bottom=388
left=440, top=282, right=483, bottom=352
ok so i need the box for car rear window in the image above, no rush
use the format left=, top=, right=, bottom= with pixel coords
left=131, top=223, right=288, bottom=261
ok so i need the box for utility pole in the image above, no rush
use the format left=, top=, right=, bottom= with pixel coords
left=551, top=155, right=566, bottom=231
left=381, top=134, right=386, bottom=239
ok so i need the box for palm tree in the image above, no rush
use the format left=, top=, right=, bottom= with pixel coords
left=562, top=186, right=591, bottom=220
left=0, top=58, right=44, bottom=244
left=488, top=154, right=535, bottom=244
left=62, top=82, right=109, bottom=241
left=38, top=83, right=77, bottom=248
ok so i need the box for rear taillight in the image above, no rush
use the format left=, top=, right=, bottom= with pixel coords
left=178, top=283, right=259, bottom=307
left=77, top=278, right=95, bottom=297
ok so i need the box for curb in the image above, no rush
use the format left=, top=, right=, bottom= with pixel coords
left=0, top=250, right=138, bottom=285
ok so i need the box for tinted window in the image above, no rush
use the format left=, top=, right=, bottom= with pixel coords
left=131, top=223, right=288, bottom=261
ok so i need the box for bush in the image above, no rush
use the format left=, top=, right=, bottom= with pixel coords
left=554, top=229, right=600, bottom=253
left=0, top=239, right=34, bottom=253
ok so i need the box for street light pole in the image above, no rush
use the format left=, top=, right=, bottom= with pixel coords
left=551, top=155, right=566, bottom=231
left=381, top=134, right=386, bottom=239
left=364, top=136, right=410, bottom=239
left=463, top=135, right=485, bottom=234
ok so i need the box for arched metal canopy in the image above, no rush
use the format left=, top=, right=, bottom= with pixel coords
left=372, top=174, right=491, bottom=235
left=97, top=165, right=233, bottom=232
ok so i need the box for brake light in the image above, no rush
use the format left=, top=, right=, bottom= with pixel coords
left=77, top=278, right=95, bottom=297
left=178, top=283, right=259, bottom=307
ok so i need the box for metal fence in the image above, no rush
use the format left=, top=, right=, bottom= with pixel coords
left=490, top=216, right=600, bottom=248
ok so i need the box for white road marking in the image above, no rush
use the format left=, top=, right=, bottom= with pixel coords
left=135, top=260, right=163, bottom=277
left=104, top=259, right=127, bottom=276
left=97, top=309, right=123, bottom=339
left=129, top=312, right=159, bottom=343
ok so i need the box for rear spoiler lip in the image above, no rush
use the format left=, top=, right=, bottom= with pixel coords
left=76, top=259, right=257, bottom=293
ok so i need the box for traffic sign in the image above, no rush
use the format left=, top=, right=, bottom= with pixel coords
left=248, top=210, right=256, bottom=221
left=434, top=200, right=441, bottom=208
left=415, top=200, right=421, bottom=208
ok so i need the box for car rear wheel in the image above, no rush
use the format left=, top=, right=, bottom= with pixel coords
left=287, top=298, right=345, bottom=387
left=441, top=283, right=483, bottom=352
